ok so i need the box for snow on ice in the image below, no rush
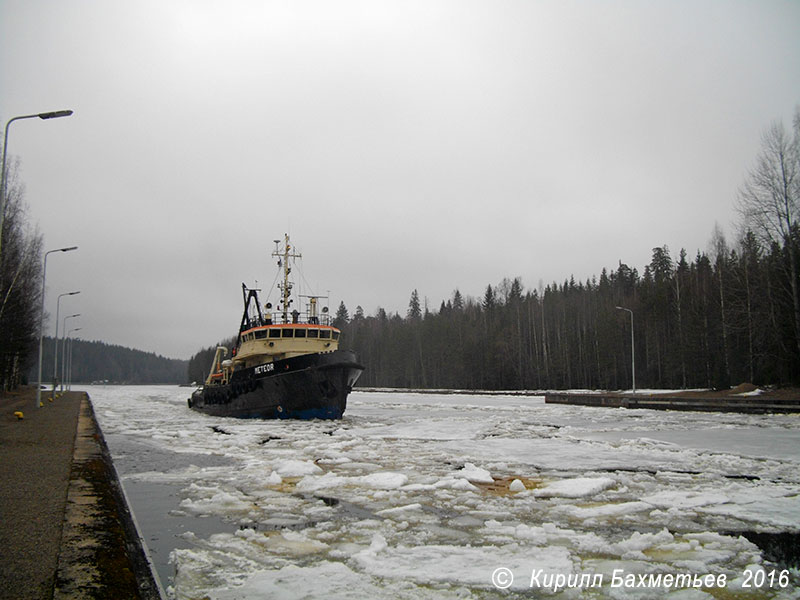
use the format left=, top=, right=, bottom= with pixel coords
left=90, top=386, right=800, bottom=599
left=533, top=476, right=616, bottom=498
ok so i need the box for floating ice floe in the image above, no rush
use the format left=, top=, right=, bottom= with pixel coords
left=641, top=490, right=730, bottom=509
left=456, top=462, right=493, bottom=483
left=178, top=487, right=252, bottom=516
left=265, top=471, right=282, bottom=485
left=533, top=476, right=616, bottom=498
left=508, top=478, right=526, bottom=492
left=351, top=532, right=574, bottom=591
left=295, top=471, right=408, bottom=493
left=273, top=459, right=323, bottom=477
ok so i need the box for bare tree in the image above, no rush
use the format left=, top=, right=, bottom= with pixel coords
left=0, top=159, right=43, bottom=389
left=736, top=108, right=800, bottom=357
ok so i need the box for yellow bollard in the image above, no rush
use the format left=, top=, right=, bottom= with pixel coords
left=14, top=411, right=24, bottom=420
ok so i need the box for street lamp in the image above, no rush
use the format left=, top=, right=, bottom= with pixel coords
left=36, top=246, right=78, bottom=408
left=615, top=306, right=636, bottom=393
left=66, top=328, right=82, bottom=391
left=0, top=110, right=74, bottom=257
left=59, top=312, right=80, bottom=394
left=54, top=292, right=80, bottom=394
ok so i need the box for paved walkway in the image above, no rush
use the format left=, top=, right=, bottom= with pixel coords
left=0, top=389, right=81, bottom=599
left=0, top=388, right=160, bottom=599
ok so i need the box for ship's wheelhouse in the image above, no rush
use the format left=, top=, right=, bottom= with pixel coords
left=235, top=323, right=341, bottom=367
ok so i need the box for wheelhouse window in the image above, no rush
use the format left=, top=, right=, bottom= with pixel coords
left=268, top=328, right=281, bottom=339
left=255, top=330, right=267, bottom=339
left=332, top=331, right=340, bottom=341
left=320, top=329, right=331, bottom=339
left=308, top=329, right=319, bottom=339
left=295, top=328, right=307, bottom=338
left=282, top=328, right=294, bottom=338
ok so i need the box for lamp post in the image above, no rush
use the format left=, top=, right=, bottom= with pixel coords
left=54, top=292, right=80, bottom=395
left=66, top=328, right=81, bottom=391
left=60, top=312, right=80, bottom=394
left=36, top=246, right=78, bottom=408
left=615, top=306, right=636, bottom=393
left=0, top=110, right=74, bottom=257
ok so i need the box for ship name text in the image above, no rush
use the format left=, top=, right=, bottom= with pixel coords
left=254, top=363, right=275, bottom=375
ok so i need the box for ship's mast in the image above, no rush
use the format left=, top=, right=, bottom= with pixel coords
left=272, top=233, right=301, bottom=323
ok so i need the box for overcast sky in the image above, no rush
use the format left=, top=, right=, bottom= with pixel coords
left=2, top=0, right=799, bottom=360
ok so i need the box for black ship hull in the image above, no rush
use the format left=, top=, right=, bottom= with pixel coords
left=188, top=349, right=364, bottom=419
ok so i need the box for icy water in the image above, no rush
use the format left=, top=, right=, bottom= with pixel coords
left=90, top=385, right=800, bottom=599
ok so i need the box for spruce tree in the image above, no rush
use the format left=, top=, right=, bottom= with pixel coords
left=407, top=289, right=422, bottom=319
left=334, top=301, right=350, bottom=328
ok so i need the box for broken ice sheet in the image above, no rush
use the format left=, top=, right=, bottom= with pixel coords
left=92, top=386, right=800, bottom=599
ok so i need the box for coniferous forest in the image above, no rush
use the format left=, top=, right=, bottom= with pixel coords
left=30, top=338, right=187, bottom=385
left=336, top=231, right=799, bottom=391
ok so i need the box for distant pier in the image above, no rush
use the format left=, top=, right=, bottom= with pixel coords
left=544, top=391, right=800, bottom=414
left=358, top=386, right=800, bottom=413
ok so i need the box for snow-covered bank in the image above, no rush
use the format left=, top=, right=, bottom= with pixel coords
left=90, top=386, right=800, bottom=598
